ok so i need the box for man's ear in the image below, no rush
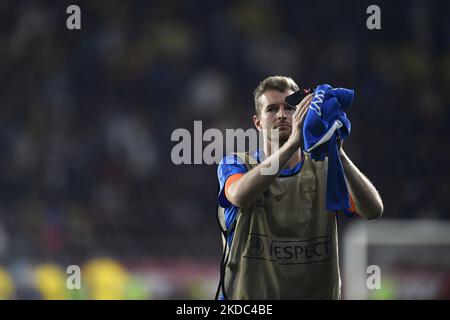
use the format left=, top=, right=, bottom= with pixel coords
left=253, top=114, right=262, bottom=130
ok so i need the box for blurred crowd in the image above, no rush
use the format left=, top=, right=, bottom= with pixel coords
left=0, top=0, right=449, bottom=299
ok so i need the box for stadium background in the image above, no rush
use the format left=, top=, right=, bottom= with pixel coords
left=0, top=0, right=449, bottom=299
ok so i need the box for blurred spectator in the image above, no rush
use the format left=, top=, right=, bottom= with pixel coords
left=84, top=257, right=130, bottom=300
left=34, top=263, right=68, bottom=300
left=0, top=0, right=449, bottom=299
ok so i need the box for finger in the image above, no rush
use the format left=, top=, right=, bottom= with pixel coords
left=304, top=94, right=314, bottom=108
left=298, top=97, right=313, bottom=123
left=292, top=99, right=305, bottom=117
left=293, top=93, right=312, bottom=113
left=292, top=94, right=310, bottom=119
left=299, top=102, right=309, bottom=120
left=294, top=94, right=313, bottom=120
left=296, top=97, right=313, bottom=121
left=293, top=110, right=309, bottom=133
left=298, top=93, right=314, bottom=109
left=296, top=107, right=309, bottom=129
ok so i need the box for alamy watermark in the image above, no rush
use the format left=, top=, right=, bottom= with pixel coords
left=65, top=5, right=379, bottom=32
left=66, top=5, right=81, bottom=30
left=170, top=121, right=282, bottom=175
left=366, top=265, right=381, bottom=290
left=366, top=5, right=381, bottom=30
left=66, top=265, right=81, bottom=290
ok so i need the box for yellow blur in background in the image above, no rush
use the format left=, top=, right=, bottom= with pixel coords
left=0, top=258, right=217, bottom=300
left=35, top=263, right=68, bottom=300
left=0, top=266, right=15, bottom=300
left=84, top=258, right=130, bottom=300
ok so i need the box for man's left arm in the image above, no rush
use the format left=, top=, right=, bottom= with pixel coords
left=339, top=148, right=384, bottom=220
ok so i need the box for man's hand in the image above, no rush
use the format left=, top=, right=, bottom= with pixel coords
left=340, top=149, right=384, bottom=220
left=286, top=93, right=313, bottom=150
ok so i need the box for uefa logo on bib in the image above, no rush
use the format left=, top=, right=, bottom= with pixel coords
left=248, top=236, right=264, bottom=256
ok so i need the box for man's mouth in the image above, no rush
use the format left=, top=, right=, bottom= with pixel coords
left=274, top=124, right=291, bottom=130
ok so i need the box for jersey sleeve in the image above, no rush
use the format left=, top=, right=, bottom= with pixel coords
left=217, top=155, right=248, bottom=208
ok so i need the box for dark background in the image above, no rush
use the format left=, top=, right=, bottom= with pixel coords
left=0, top=0, right=449, bottom=299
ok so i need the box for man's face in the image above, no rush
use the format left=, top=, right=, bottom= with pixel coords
left=254, top=89, right=296, bottom=144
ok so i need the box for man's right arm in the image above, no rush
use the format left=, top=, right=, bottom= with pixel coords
left=226, top=142, right=300, bottom=208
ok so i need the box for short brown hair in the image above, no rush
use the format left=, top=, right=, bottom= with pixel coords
left=253, top=76, right=299, bottom=117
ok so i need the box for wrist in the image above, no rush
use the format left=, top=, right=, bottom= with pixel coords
left=284, top=139, right=300, bottom=155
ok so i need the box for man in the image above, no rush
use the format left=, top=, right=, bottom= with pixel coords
left=216, top=76, right=383, bottom=299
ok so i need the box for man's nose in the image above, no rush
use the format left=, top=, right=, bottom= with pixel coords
left=276, top=106, right=287, bottom=119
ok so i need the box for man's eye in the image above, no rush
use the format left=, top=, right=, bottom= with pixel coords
left=267, top=107, right=276, bottom=112
left=286, top=106, right=296, bottom=111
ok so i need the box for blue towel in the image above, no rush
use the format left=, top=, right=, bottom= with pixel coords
left=303, top=84, right=354, bottom=214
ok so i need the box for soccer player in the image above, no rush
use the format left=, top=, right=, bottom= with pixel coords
left=216, top=76, right=383, bottom=299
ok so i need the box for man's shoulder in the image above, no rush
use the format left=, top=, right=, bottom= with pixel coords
left=220, top=151, right=254, bottom=165
left=219, top=153, right=245, bottom=165
left=217, top=154, right=248, bottom=178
